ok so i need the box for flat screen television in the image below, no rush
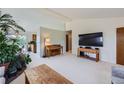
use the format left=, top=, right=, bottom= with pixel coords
left=79, top=32, right=103, bottom=47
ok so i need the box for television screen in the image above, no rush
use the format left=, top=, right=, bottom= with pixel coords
left=79, top=32, right=103, bottom=47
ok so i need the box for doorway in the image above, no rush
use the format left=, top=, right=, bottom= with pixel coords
left=31, top=34, right=37, bottom=53
left=117, top=27, right=124, bottom=65
left=66, top=30, right=72, bottom=53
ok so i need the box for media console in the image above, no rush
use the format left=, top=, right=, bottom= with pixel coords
left=77, top=47, right=99, bottom=62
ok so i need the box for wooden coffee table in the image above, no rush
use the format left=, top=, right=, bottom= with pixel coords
left=24, top=64, right=72, bottom=84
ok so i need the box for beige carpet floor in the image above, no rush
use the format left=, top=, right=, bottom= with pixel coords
left=10, top=53, right=118, bottom=84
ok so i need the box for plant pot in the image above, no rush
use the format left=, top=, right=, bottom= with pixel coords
left=0, top=63, right=10, bottom=71
left=7, top=66, right=17, bottom=78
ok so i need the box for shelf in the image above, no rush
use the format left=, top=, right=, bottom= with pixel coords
left=77, top=48, right=99, bottom=62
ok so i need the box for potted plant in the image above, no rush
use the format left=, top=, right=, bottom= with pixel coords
left=6, top=38, right=20, bottom=75
left=0, top=32, right=21, bottom=72
left=0, top=13, right=25, bottom=34
left=0, top=11, right=31, bottom=74
left=17, top=53, right=32, bottom=67
left=0, top=32, right=10, bottom=70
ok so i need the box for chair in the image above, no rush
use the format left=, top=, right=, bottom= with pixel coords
left=112, top=66, right=124, bottom=84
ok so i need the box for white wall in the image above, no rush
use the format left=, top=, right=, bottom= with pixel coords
left=66, top=17, right=124, bottom=64
left=1, top=8, right=65, bottom=31
left=40, top=27, right=66, bottom=57
left=1, top=8, right=66, bottom=56
left=1, top=8, right=66, bottom=44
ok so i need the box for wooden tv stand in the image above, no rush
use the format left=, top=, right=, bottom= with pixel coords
left=77, top=47, right=99, bottom=62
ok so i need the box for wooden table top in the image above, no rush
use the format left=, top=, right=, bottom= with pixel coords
left=24, top=64, right=72, bottom=84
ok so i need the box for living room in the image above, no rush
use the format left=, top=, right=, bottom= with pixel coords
left=1, top=8, right=124, bottom=85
